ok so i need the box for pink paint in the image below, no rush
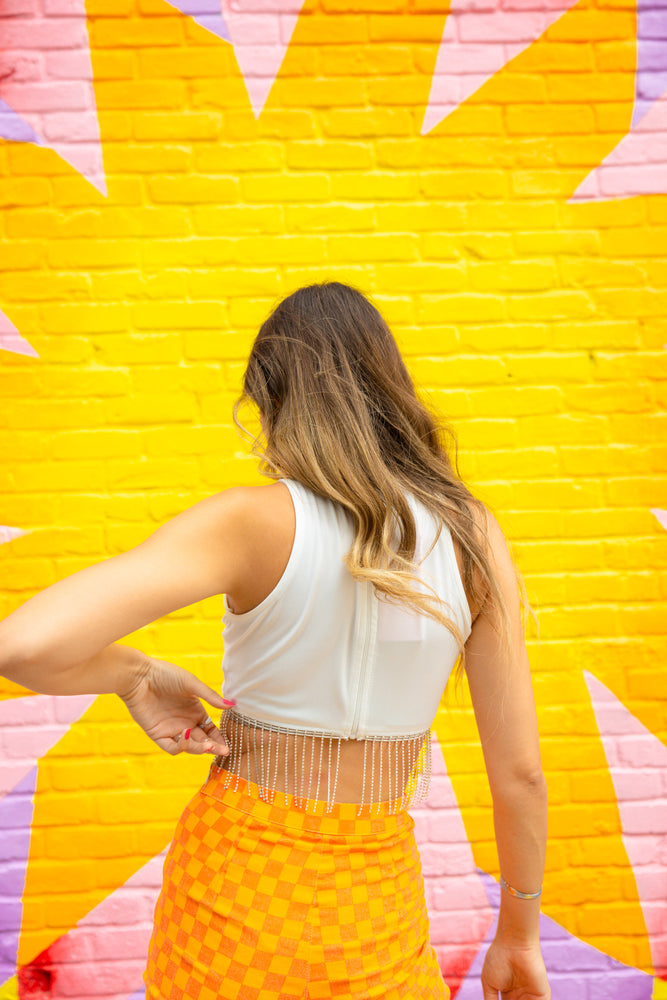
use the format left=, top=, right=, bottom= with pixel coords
left=0, top=2, right=106, bottom=194
left=165, top=0, right=305, bottom=118
left=222, top=0, right=306, bottom=117
left=17, top=850, right=167, bottom=998
left=585, top=671, right=667, bottom=978
left=412, top=736, right=494, bottom=993
left=651, top=509, right=667, bottom=531
left=0, top=310, right=38, bottom=358
left=570, top=89, right=667, bottom=201
left=421, top=0, right=579, bottom=135
left=0, top=694, right=96, bottom=799
left=0, top=526, right=27, bottom=545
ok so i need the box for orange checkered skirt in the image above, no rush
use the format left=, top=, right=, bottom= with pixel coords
left=143, top=760, right=450, bottom=1000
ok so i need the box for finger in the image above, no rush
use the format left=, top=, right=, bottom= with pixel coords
left=185, top=673, right=236, bottom=712
left=189, top=708, right=229, bottom=755
left=184, top=731, right=220, bottom=755
left=197, top=716, right=228, bottom=743
left=170, top=720, right=228, bottom=757
left=153, top=734, right=186, bottom=756
left=197, top=725, right=230, bottom=755
left=186, top=722, right=230, bottom=756
left=197, top=715, right=217, bottom=735
left=154, top=731, right=217, bottom=757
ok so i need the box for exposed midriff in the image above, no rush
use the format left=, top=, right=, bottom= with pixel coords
left=212, top=709, right=433, bottom=816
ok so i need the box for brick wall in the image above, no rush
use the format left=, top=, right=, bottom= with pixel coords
left=0, top=0, right=666, bottom=997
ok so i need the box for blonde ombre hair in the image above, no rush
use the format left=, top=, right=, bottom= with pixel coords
left=233, top=281, right=534, bottom=697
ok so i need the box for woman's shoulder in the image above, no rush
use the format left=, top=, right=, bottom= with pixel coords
left=205, top=480, right=296, bottom=537
left=204, top=482, right=297, bottom=614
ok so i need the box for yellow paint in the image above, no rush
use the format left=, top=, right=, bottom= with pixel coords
left=0, top=975, right=19, bottom=1000
left=0, top=681, right=39, bottom=702
left=653, top=977, right=667, bottom=999
left=0, top=0, right=663, bottom=983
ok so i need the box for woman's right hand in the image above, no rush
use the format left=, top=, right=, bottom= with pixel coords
left=481, top=940, right=550, bottom=1000
left=117, top=655, right=233, bottom=758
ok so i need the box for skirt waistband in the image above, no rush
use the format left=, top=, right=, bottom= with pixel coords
left=201, top=762, right=415, bottom=839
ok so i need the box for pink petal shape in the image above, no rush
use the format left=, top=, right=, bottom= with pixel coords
left=0, top=1, right=106, bottom=195
left=650, top=509, right=667, bottom=531
left=0, top=526, right=28, bottom=545
left=569, top=88, right=667, bottom=201
left=0, top=694, right=96, bottom=799
left=412, top=736, right=494, bottom=989
left=21, top=849, right=167, bottom=1000
left=585, top=671, right=667, bottom=978
left=0, top=311, right=38, bottom=358
left=421, top=0, right=580, bottom=135
left=222, top=0, right=306, bottom=118
left=150, top=0, right=304, bottom=118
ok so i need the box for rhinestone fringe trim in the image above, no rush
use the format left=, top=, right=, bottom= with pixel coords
left=211, top=709, right=433, bottom=816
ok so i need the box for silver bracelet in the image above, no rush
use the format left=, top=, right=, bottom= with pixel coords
left=500, top=875, right=542, bottom=899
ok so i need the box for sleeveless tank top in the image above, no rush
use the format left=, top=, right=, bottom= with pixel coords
left=213, top=478, right=473, bottom=814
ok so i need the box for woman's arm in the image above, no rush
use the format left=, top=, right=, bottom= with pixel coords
left=0, top=485, right=288, bottom=697
left=463, top=509, right=548, bottom=947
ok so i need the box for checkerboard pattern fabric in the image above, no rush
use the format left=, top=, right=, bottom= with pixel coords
left=143, top=762, right=450, bottom=999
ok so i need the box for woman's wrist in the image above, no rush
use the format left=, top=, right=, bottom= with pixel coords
left=492, top=934, right=543, bottom=952
left=107, top=645, right=152, bottom=699
left=58, top=641, right=149, bottom=698
left=495, top=891, right=542, bottom=948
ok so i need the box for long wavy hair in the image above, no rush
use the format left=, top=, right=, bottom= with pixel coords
left=233, top=280, right=536, bottom=698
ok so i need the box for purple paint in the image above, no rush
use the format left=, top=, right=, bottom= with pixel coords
left=0, top=766, right=36, bottom=988
left=641, top=9, right=667, bottom=34
left=634, top=0, right=667, bottom=126
left=0, top=693, right=96, bottom=797
left=163, top=0, right=230, bottom=41
left=0, top=902, right=23, bottom=936
left=0, top=96, right=42, bottom=143
left=453, top=870, right=654, bottom=1000
left=166, top=0, right=221, bottom=12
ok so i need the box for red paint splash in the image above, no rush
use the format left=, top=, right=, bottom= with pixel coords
left=18, top=941, right=60, bottom=999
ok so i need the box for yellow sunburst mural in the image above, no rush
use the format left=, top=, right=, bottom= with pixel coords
left=0, top=0, right=666, bottom=995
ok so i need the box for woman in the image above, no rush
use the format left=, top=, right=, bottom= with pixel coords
left=0, top=281, right=549, bottom=1000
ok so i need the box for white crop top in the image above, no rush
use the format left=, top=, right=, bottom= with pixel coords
left=220, top=478, right=473, bottom=739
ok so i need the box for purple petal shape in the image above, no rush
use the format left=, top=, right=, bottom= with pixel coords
left=0, top=97, right=43, bottom=144
left=454, top=870, right=654, bottom=1000
left=0, top=766, right=36, bottom=988
left=634, top=0, right=667, bottom=125
left=163, top=0, right=230, bottom=41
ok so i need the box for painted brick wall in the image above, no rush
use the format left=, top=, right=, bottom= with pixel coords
left=0, top=0, right=666, bottom=997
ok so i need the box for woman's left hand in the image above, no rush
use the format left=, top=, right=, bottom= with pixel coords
left=117, top=655, right=234, bottom=757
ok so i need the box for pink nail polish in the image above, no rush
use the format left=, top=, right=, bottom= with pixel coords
left=223, top=699, right=236, bottom=706
left=184, top=728, right=191, bottom=740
